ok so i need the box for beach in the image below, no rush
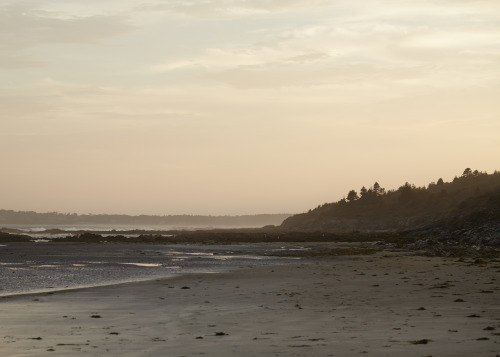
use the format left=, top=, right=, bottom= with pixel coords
left=1, top=250, right=499, bottom=356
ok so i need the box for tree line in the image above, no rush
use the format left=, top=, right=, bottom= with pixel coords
left=282, top=168, right=500, bottom=230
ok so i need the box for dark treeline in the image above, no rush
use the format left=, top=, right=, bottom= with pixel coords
left=0, top=210, right=291, bottom=228
left=282, top=168, right=500, bottom=231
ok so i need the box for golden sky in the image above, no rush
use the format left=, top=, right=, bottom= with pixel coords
left=1, top=0, right=499, bottom=215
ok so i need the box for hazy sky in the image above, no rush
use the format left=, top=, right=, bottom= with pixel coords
left=1, top=0, right=499, bottom=215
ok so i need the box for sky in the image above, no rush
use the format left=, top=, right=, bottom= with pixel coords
left=1, top=0, right=499, bottom=215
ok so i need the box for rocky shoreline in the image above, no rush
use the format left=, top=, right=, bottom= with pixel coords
left=1, top=224, right=498, bottom=259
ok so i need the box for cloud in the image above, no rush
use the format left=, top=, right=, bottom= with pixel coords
left=0, top=95, right=53, bottom=118
left=0, top=55, right=45, bottom=69
left=149, top=0, right=500, bottom=89
left=152, top=47, right=333, bottom=72
left=202, top=61, right=434, bottom=90
left=141, top=0, right=333, bottom=17
left=0, top=2, right=133, bottom=69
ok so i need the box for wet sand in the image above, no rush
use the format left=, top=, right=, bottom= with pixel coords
left=1, top=252, right=499, bottom=356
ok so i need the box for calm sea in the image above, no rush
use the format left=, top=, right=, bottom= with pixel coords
left=0, top=242, right=305, bottom=297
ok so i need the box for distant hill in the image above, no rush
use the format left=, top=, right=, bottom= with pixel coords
left=281, top=168, right=500, bottom=232
left=0, top=210, right=291, bottom=229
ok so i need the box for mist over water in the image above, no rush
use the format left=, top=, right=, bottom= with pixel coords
left=3, top=224, right=178, bottom=239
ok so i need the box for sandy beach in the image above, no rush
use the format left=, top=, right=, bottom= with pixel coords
left=1, top=251, right=499, bottom=356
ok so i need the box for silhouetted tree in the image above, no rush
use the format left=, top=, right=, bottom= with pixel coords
left=398, top=182, right=415, bottom=202
left=372, top=182, right=385, bottom=196
left=346, top=190, right=359, bottom=202
left=462, top=168, right=472, bottom=178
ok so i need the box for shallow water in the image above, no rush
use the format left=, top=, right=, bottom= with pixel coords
left=0, top=242, right=306, bottom=296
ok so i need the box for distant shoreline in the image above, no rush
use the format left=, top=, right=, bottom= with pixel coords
left=0, top=210, right=292, bottom=228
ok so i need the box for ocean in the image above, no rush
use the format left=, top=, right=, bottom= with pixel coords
left=0, top=242, right=304, bottom=297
